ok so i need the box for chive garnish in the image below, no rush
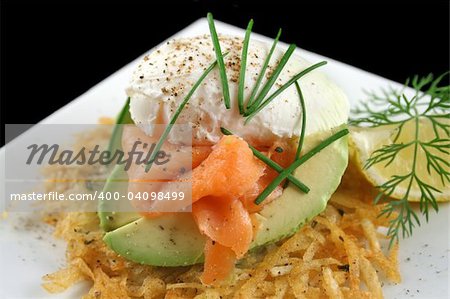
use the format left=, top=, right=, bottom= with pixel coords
left=245, top=44, right=297, bottom=115
left=207, top=13, right=231, bottom=109
left=245, top=61, right=327, bottom=124
left=238, top=19, right=254, bottom=114
left=145, top=58, right=222, bottom=172
left=246, top=29, right=282, bottom=109
left=294, top=82, right=306, bottom=160
left=220, top=127, right=310, bottom=194
left=283, top=81, right=306, bottom=189
left=254, top=128, right=349, bottom=205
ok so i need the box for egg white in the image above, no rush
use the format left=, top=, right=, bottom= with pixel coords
left=127, top=35, right=349, bottom=146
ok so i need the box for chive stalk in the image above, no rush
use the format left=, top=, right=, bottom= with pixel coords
left=221, top=127, right=310, bottom=194
left=254, top=128, right=349, bottom=205
left=245, top=61, right=327, bottom=124
left=145, top=58, right=222, bottom=172
left=207, top=13, right=231, bottom=109
left=294, top=81, right=306, bottom=160
left=237, top=19, right=254, bottom=114
left=245, top=44, right=297, bottom=114
left=246, top=29, right=282, bottom=109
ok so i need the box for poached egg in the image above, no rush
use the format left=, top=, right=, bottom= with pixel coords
left=126, top=35, right=348, bottom=145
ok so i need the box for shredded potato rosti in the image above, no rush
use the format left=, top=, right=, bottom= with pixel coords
left=42, top=128, right=400, bottom=298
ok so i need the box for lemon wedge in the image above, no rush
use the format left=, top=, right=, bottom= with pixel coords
left=350, top=117, right=450, bottom=202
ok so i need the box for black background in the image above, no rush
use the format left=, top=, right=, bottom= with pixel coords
left=1, top=0, right=449, bottom=144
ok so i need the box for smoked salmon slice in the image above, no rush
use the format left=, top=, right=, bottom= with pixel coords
left=239, top=140, right=295, bottom=213
left=191, top=135, right=268, bottom=285
left=192, top=196, right=253, bottom=258
left=192, top=146, right=212, bottom=168
left=122, top=130, right=288, bottom=285
left=191, top=135, right=265, bottom=202
left=200, top=238, right=236, bottom=285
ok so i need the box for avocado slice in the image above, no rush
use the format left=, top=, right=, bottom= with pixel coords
left=98, top=165, right=140, bottom=231
left=107, top=97, right=133, bottom=153
left=98, top=98, right=140, bottom=231
left=103, top=127, right=348, bottom=266
left=105, top=214, right=205, bottom=266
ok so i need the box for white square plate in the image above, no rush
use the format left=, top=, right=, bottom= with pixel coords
left=1, top=18, right=449, bottom=299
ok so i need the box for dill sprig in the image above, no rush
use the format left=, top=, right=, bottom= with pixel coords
left=350, top=72, right=450, bottom=247
left=207, top=13, right=231, bottom=109
left=220, top=127, right=310, bottom=194
left=237, top=19, right=254, bottom=114
left=144, top=57, right=223, bottom=172
left=350, top=72, right=449, bottom=128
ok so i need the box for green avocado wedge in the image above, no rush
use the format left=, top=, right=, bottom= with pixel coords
left=251, top=128, right=348, bottom=247
left=102, top=126, right=348, bottom=266
left=98, top=165, right=140, bottom=231
left=107, top=97, right=133, bottom=153
left=98, top=98, right=140, bottom=232
left=104, top=214, right=206, bottom=266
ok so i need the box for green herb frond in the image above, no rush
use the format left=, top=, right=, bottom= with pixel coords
left=220, top=127, right=310, bottom=194
left=254, top=128, right=349, bottom=205
left=352, top=72, right=450, bottom=247
left=245, top=61, right=327, bottom=124
left=245, top=44, right=297, bottom=114
left=294, top=81, right=306, bottom=160
left=145, top=57, right=224, bottom=172
left=207, top=13, right=231, bottom=109
left=237, top=19, right=254, bottom=115
left=246, top=29, right=282, bottom=109
left=350, top=72, right=450, bottom=128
